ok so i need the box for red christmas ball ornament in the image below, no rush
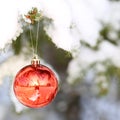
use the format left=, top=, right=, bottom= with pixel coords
left=13, top=57, right=58, bottom=108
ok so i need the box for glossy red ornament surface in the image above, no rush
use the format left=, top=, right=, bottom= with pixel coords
left=13, top=61, right=58, bottom=108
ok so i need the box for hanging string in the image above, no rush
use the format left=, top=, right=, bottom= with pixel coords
left=25, top=7, right=42, bottom=58
left=29, top=24, right=35, bottom=56
left=35, top=21, right=40, bottom=56
left=29, top=21, right=40, bottom=57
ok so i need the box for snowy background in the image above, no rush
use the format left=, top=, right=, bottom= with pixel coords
left=0, top=0, right=120, bottom=120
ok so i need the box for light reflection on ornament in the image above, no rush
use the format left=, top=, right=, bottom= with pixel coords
left=13, top=57, right=58, bottom=108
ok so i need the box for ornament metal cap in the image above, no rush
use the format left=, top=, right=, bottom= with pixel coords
left=31, top=54, right=40, bottom=66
